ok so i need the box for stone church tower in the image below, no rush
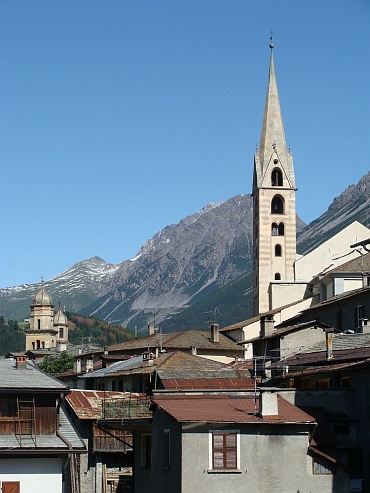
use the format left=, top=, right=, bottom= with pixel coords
left=252, top=42, right=297, bottom=315
left=26, top=282, right=69, bottom=351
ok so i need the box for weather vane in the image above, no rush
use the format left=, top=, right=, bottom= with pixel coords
left=269, top=30, right=274, bottom=49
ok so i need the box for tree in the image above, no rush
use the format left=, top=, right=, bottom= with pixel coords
left=38, top=351, right=75, bottom=376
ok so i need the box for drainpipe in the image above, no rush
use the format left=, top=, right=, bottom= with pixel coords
left=325, top=330, right=333, bottom=360
left=56, top=393, right=74, bottom=493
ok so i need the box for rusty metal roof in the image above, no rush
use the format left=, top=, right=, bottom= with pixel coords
left=152, top=394, right=315, bottom=424
left=65, top=390, right=149, bottom=420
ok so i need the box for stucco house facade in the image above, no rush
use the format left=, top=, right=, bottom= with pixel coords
left=146, top=389, right=352, bottom=493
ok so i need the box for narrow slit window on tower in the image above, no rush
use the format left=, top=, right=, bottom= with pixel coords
left=271, top=223, right=278, bottom=235
left=275, top=245, right=282, bottom=257
left=271, top=196, right=284, bottom=214
left=278, top=223, right=285, bottom=235
left=275, top=273, right=281, bottom=280
left=271, top=168, right=283, bottom=186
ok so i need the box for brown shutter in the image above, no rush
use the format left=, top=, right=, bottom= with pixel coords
left=2, top=482, right=21, bottom=493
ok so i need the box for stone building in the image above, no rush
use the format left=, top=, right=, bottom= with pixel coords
left=25, top=282, right=69, bottom=351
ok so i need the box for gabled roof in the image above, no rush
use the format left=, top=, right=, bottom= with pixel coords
left=79, top=351, right=226, bottom=379
left=220, top=297, right=308, bottom=332
left=239, top=320, right=334, bottom=345
left=152, top=394, right=314, bottom=424
left=108, top=329, right=243, bottom=353
left=317, top=251, right=370, bottom=276
left=0, top=358, right=69, bottom=392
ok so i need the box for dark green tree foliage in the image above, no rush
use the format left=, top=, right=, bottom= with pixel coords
left=38, top=351, right=75, bottom=376
left=66, top=312, right=134, bottom=346
left=0, top=316, right=25, bottom=355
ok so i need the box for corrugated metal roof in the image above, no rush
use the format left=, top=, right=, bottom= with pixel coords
left=152, top=394, right=315, bottom=424
left=65, top=390, right=148, bottom=420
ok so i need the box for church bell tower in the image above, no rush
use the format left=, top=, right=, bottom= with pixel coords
left=252, top=41, right=297, bottom=315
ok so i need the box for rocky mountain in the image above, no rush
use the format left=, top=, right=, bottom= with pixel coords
left=0, top=257, right=119, bottom=321
left=297, top=171, right=370, bottom=255
left=1, top=171, right=369, bottom=329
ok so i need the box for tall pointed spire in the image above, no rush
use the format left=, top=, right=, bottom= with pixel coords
left=254, top=42, right=295, bottom=190
left=252, top=41, right=297, bottom=316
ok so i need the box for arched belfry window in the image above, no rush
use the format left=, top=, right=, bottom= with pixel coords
left=272, top=223, right=278, bottom=236
left=278, top=223, right=285, bottom=236
left=275, top=273, right=281, bottom=280
left=275, top=244, right=282, bottom=257
left=271, top=168, right=283, bottom=186
left=271, top=196, right=284, bottom=214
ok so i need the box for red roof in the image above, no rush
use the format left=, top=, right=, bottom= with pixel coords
left=152, top=394, right=315, bottom=424
left=161, top=378, right=255, bottom=390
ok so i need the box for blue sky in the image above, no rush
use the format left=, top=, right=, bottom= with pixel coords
left=1, top=0, right=369, bottom=288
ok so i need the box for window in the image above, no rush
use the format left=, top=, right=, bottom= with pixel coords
left=271, top=168, right=283, bottom=186
left=59, top=327, right=64, bottom=339
left=211, top=432, right=239, bottom=470
left=341, top=376, right=351, bottom=388
left=163, top=429, right=170, bottom=468
left=275, top=273, right=281, bottom=280
left=141, top=434, right=152, bottom=469
left=278, top=223, right=284, bottom=235
left=313, top=456, right=336, bottom=474
left=271, top=196, right=284, bottom=214
left=272, top=223, right=278, bottom=235
left=0, top=399, right=17, bottom=418
left=355, top=305, right=365, bottom=329
left=37, top=319, right=41, bottom=330
left=333, top=424, right=350, bottom=435
left=275, top=244, right=282, bottom=257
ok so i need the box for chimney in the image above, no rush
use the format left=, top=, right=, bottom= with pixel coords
left=361, top=318, right=369, bottom=334
left=143, top=350, right=154, bottom=367
left=260, top=315, right=274, bottom=338
left=259, top=390, right=278, bottom=418
left=85, top=356, right=94, bottom=372
left=191, top=346, right=197, bottom=356
left=210, top=324, right=219, bottom=343
left=74, top=349, right=82, bottom=373
left=148, top=324, right=155, bottom=336
left=326, top=330, right=334, bottom=359
left=15, top=354, right=27, bottom=369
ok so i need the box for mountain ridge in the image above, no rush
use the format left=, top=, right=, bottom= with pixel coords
left=1, top=171, right=369, bottom=328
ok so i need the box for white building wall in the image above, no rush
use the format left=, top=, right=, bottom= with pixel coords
left=0, top=458, right=62, bottom=493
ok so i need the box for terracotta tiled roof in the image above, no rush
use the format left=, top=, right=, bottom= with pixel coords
left=152, top=394, right=315, bottom=424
